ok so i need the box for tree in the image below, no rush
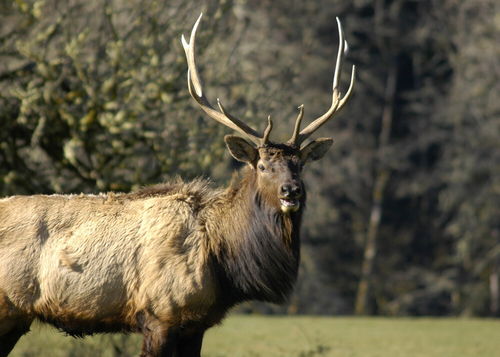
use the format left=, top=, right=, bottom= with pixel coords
left=0, top=0, right=234, bottom=195
left=435, top=0, right=500, bottom=316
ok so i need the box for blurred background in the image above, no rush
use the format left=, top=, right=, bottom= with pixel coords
left=0, top=0, right=498, bottom=317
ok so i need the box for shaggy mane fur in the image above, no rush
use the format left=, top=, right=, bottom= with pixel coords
left=130, top=178, right=220, bottom=201
left=207, top=166, right=303, bottom=306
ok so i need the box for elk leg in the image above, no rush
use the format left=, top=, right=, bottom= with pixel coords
left=175, top=330, right=205, bottom=357
left=0, top=322, right=31, bottom=357
left=139, top=319, right=178, bottom=357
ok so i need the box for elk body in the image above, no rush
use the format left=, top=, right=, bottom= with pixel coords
left=0, top=14, right=354, bottom=357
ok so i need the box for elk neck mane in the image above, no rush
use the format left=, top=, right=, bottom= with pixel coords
left=128, top=166, right=305, bottom=306
left=206, top=165, right=304, bottom=306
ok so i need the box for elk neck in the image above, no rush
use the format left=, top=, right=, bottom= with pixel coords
left=207, top=166, right=304, bottom=306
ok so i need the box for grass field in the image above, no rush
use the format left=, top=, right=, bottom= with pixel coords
left=10, top=315, right=500, bottom=357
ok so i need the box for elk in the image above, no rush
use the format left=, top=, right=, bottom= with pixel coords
left=0, top=13, right=354, bottom=357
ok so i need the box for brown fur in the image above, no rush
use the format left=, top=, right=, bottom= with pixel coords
left=0, top=141, right=324, bottom=357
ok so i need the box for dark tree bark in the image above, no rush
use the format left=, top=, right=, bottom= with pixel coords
left=355, top=64, right=397, bottom=315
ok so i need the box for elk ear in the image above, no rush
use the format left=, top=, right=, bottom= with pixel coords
left=224, top=135, right=258, bottom=164
left=300, top=138, right=333, bottom=163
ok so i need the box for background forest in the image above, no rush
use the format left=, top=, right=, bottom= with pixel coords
left=0, top=0, right=498, bottom=317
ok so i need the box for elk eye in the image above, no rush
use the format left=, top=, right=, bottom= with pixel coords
left=258, top=163, right=266, bottom=171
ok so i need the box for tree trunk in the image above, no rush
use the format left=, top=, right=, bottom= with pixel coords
left=354, top=65, right=397, bottom=315
left=490, top=258, right=499, bottom=316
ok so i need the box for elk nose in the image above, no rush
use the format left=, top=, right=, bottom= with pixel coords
left=280, top=183, right=302, bottom=198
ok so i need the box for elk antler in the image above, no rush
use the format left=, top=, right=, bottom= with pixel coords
left=182, top=13, right=272, bottom=146
left=288, top=17, right=355, bottom=146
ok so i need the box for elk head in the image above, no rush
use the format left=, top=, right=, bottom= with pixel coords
left=182, top=14, right=355, bottom=214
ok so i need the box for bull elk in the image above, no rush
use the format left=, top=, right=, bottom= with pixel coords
left=0, top=13, right=354, bottom=357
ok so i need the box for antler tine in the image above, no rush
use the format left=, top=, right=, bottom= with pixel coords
left=262, top=115, right=273, bottom=145
left=182, top=13, right=263, bottom=145
left=294, top=17, right=355, bottom=146
left=288, top=105, right=304, bottom=145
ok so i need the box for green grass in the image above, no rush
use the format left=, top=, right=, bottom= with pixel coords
left=10, top=316, right=500, bottom=357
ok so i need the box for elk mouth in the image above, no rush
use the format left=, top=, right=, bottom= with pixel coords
left=279, top=198, right=300, bottom=213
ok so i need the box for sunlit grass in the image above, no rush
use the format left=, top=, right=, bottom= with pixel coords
left=11, top=316, right=500, bottom=357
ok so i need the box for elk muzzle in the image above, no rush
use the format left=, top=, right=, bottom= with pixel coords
left=279, top=183, right=302, bottom=213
